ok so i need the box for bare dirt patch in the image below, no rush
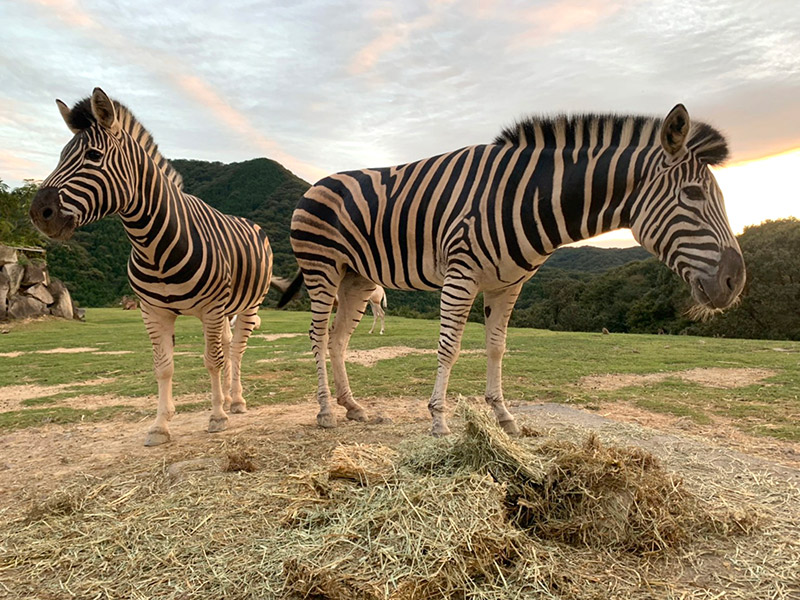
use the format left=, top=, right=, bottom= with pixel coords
left=579, top=367, right=777, bottom=391
left=597, top=401, right=800, bottom=469
left=93, top=350, right=134, bottom=355
left=0, top=351, right=24, bottom=358
left=0, top=378, right=117, bottom=412
left=251, top=332, right=304, bottom=342
left=34, top=347, right=100, bottom=354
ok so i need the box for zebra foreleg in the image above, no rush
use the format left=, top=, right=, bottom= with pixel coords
left=429, top=277, right=479, bottom=436
left=221, top=317, right=233, bottom=412
left=141, top=307, right=178, bottom=446
left=202, top=312, right=230, bottom=433
left=329, top=274, right=375, bottom=422
left=228, top=307, right=260, bottom=413
left=483, top=285, right=524, bottom=435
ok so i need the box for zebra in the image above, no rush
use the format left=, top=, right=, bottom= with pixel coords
left=366, top=286, right=387, bottom=335
left=30, top=88, right=277, bottom=446
left=280, top=104, right=746, bottom=437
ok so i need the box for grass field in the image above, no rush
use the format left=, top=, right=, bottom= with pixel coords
left=1, top=308, right=798, bottom=442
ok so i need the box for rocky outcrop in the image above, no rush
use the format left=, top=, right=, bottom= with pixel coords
left=0, top=244, right=82, bottom=322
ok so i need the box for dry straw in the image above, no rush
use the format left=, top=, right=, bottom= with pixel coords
left=1, top=400, right=797, bottom=599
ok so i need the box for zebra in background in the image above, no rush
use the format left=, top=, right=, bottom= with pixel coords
left=366, top=286, right=387, bottom=335
left=30, top=88, right=276, bottom=446
left=281, top=104, right=745, bottom=436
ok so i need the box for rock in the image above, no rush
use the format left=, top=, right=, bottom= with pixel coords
left=26, top=283, right=54, bottom=305
left=48, top=279, right=74, bottom=319
left=0, top=245, right=18, bottom=266
left=2, top=263, right=24, bottom=296
left=9, top=295, right=47, bottom=320
left=0, top=270, right=8, bottom=320
left=73, top=307, right=86, bottom=321
left=22, top=262, right=48, bottom=287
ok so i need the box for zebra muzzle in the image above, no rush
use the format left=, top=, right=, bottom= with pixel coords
left=29, top=186, right=77, bottom=241
left=691, top=247, right=746, bottom=310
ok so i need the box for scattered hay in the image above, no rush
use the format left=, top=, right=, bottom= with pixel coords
left=1, top=403, right=794, bottom=600
left=283, top=473, right=525, bottom=600
left=328, top=443, right=398, bottom=485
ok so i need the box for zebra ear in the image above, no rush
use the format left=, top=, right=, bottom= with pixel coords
left=56, top=99, right=79, bottom=134
left=660, top=104, right=690, bottom=159
left=90, top=87, right=119, bottom=133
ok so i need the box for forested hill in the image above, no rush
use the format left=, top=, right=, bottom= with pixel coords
left=45, top=157, right=652, bottom=307
left=171, top=158, right=309, bottom=275
left=541, top=245, right=650, bottom=274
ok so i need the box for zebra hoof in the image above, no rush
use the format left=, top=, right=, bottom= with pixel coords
left=208, top=416, right=229, bottom=433
left=346, top=408, right=368, bottom=422
left=431, top=425, right=452, bottom=438
left=144, top=429, right=171, bottom=447
left=499, top=419, right=520, bottom=436
left=229, top=401, right=247, bottom=414
left=317, top=413, right=337, bottom=428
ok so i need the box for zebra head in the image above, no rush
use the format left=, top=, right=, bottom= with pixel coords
left=30, top=88, right=134, bottom=240
left=629, top=104, right=745, bottom=318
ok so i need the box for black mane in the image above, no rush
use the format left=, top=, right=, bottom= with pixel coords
left=494, top=113, right=729, bottom=166
left=67, top=97, right=184, bottom=189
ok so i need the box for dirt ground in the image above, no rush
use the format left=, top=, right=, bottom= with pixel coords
left=2, top=391, right=799, bottom=514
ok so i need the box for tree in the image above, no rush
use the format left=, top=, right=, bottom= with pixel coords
left=689, top=219, right=800, bottom=340
left=0, top=179, right=43, bottom=247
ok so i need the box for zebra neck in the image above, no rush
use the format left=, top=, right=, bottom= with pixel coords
left=119, top=153, right=187, bottom=268
left=500, top=140, right=662, bottom=255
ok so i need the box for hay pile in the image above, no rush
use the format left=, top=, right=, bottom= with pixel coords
left=1, top=402, right=793, bottom=600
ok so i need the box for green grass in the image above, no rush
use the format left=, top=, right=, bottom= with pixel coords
left=1, top=309, right=799, bottom=441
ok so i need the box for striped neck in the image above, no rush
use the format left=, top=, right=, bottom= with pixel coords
left=490, top=116, right=665, bottom=258
left=119, top=142, right=186, bottom=268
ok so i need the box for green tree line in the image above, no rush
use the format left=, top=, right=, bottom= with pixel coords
left=2, top=162, right=798, bottom=340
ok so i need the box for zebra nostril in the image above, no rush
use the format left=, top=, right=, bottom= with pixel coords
left=725, top=276, right=734, bottom=291
left=42, top=207, right=54, bottom=221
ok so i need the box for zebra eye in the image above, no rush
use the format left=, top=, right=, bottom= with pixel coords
left=86, top=149, right=103, bottom=162
left=682, top=185, right=705, bottom=202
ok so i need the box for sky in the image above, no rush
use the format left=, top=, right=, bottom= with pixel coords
left=1, top=0, right=798, bottom=248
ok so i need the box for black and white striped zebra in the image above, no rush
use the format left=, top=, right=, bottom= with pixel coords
left=30, top=88, right=277, bottom=446
left=280, top=104, right=745, bottom=436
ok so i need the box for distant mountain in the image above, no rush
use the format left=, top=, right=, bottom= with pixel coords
left=45, top=157, right=651, bottom=307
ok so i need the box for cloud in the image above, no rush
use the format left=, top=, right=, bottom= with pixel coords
left=22, top=0, right=323, bottom=181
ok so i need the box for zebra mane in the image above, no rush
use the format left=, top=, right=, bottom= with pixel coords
left=494, top=113, right=729, bottom=166
left=66, top=97, right=184, bottom=190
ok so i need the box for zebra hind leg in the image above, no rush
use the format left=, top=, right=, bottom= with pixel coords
left=329, top=272, right=376, bottom=422
left=228, top=307, right=260, bottom=413
left=141, top=307, right=178, bottom=446
left=306, top=276, right=340, bottom=428
left=202, top=311, right=230, bottom=433
left=429, top=276, right=479, bottom=436
left=483, top=285, right=524, bottom=436
left=368, top=300, right=378, bottom=334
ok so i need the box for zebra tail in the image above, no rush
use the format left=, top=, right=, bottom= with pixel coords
left=276, top=271, right=305, bottom=308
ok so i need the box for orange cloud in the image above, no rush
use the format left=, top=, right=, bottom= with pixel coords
left=349, top=0, right=456, bottom=75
